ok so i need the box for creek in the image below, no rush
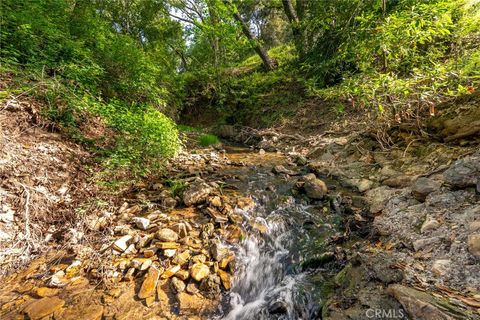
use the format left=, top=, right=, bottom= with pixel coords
left=214, top=147, right=358, bottom=320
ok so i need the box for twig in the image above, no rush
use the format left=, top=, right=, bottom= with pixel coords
left=19, top=183, right=32, bottom=240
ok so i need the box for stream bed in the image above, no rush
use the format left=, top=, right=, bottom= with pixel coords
left=214, top=147, right=358, bottom=320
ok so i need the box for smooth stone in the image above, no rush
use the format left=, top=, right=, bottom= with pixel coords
left=156, top=228, right=179, bottom=242
left=432, top=259, right=451, bottom=276
left=420, top=217, right=441, bottom=233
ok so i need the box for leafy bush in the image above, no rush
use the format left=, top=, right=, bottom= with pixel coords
left=93, top=101, right=181, bottom=169
left=198, top=134, right=220, bottom=146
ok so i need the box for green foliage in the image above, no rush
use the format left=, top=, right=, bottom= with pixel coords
left=92, top=101, right=181, bottom=169
left=164, top=179, right=187, bottom=197
left=198, top=134, right=220, bottom=146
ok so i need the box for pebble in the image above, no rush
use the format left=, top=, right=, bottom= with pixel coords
left=113, top=235, right=133, bottom=252
left=132, top=217, right=150, bottom=230
left=467, top=234, right=480, bottom=258
left=190, top=263, right=210, bottom=281
left=171, top=277, right=186, bottom=293
left=156, top=228, right=179, bottom=242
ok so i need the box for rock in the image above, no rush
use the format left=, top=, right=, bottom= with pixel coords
left=34, top=287, right=59, bottom=298
left=190, top=263, right=210, bottom=281
left=205, top=207, right=229, bottom=223
left=383, top=175, right=416, bottom=188
left=191, top=254, right=207, bottom=264
left=413, top=237, right=443, bottom=251
left=172, top=250, right=191, bottom=265
left=49, top=270, right=68, bottom=287
left=163, top=248, right=177, bottom=257
left=268, top=300, right=288, bottom=315
left=272, top=165, right=298, bottom=176
left=132, top=217, right=150, bottom=230
left=145, top=296, right=155, bottom=307
left=210, top=242, right=229, bottom=261
left=295, top=155, right=307, bottom=166
left=469, top=221, right=480, bottom=233
left=412, top=177, right=442, bottom=201
left=420, top=217, right=441, bottom=233
left=113, top=235, right=133, bottom=252
left=303, top=175, right=328, bottom=200
left=186, top=283, right=199, bottom=294
left=54, top=304, right=103, bottom=320
left=199, top=274, right=221, bottom=296
left=138, top=266, right=160, bottom=299
left=467, top=234, right=480, bottom=258
left=443, top=153, right=480, bottom=188
left=171, top=222, right=188, bottom=238
left=143, top=248, right=157, bottom=258
left=258, top=149, right=266, bottom=155
left=366, top=186, right=400, bottom=214
left=217, top=270, right=231, bottom=289
left=183, top=182, right=216, bottom=206
left=161, top=265, right=181, bottom=279
left=156, top=228, right=179, bottom=242
left=343, top=178, right=374, bottom=192
left=24, top=297, right=65, bottom=320
left=208, top=196, right=222, bottom=208
left=171, top=277, right=186, bottom=293
left=124, top=243, right=137, bottom=255
left=432, top=259, right=451, bottom=276
left=175, top=269, right=190, bottom=281
left=387, top=284, right=455, bottom=320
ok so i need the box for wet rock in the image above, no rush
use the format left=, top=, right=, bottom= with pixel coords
left=420, top=217, right=440, bottom=233
left=156, top=228, right=179, bottom=242
left=303, top=174, right=328, bottom=200
left=24, top=297, right=65, bottom=320
left=268, top=300, right=288, bottom=315
left=138, top=266, right=160, bottom=299
left=217, top=269, right=231, bottom=289
left=387, top=284, right=456, bottom=320
left=132, top=217, right=150, bottom=230
left=171, top=277, right=186, bottom=293
left=412, top=177, right=441, bottom=201
left=205, top=207, right=228, bottom=223
left=443, top=153, right=480, bottom=188
left=183, top=181, right=216, bottom=206
left=467, top=234, right=480, bottom=258
left=113, top=235, right=133, bottom=252
left=272, top=165, right=298, bottom=176
left=190, top=263, right=210, bottom=281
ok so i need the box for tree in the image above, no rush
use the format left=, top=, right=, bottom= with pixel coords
left=281, top=0, right=305, bottom=59
left=225, top=0, right=277, bottom=71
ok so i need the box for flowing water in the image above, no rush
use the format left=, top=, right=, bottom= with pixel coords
left=216, top=148, right=344, bottom=320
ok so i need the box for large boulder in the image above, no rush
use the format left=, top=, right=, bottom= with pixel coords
left=443, top=153, right=480, bottom=188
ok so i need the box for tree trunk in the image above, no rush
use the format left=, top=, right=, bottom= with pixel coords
left=231, top=9, right=277, bottom=71
left=282, top=0, right=305, bottom=59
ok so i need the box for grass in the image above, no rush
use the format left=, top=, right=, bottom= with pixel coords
left=198, top=134, right=219, bottom=146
